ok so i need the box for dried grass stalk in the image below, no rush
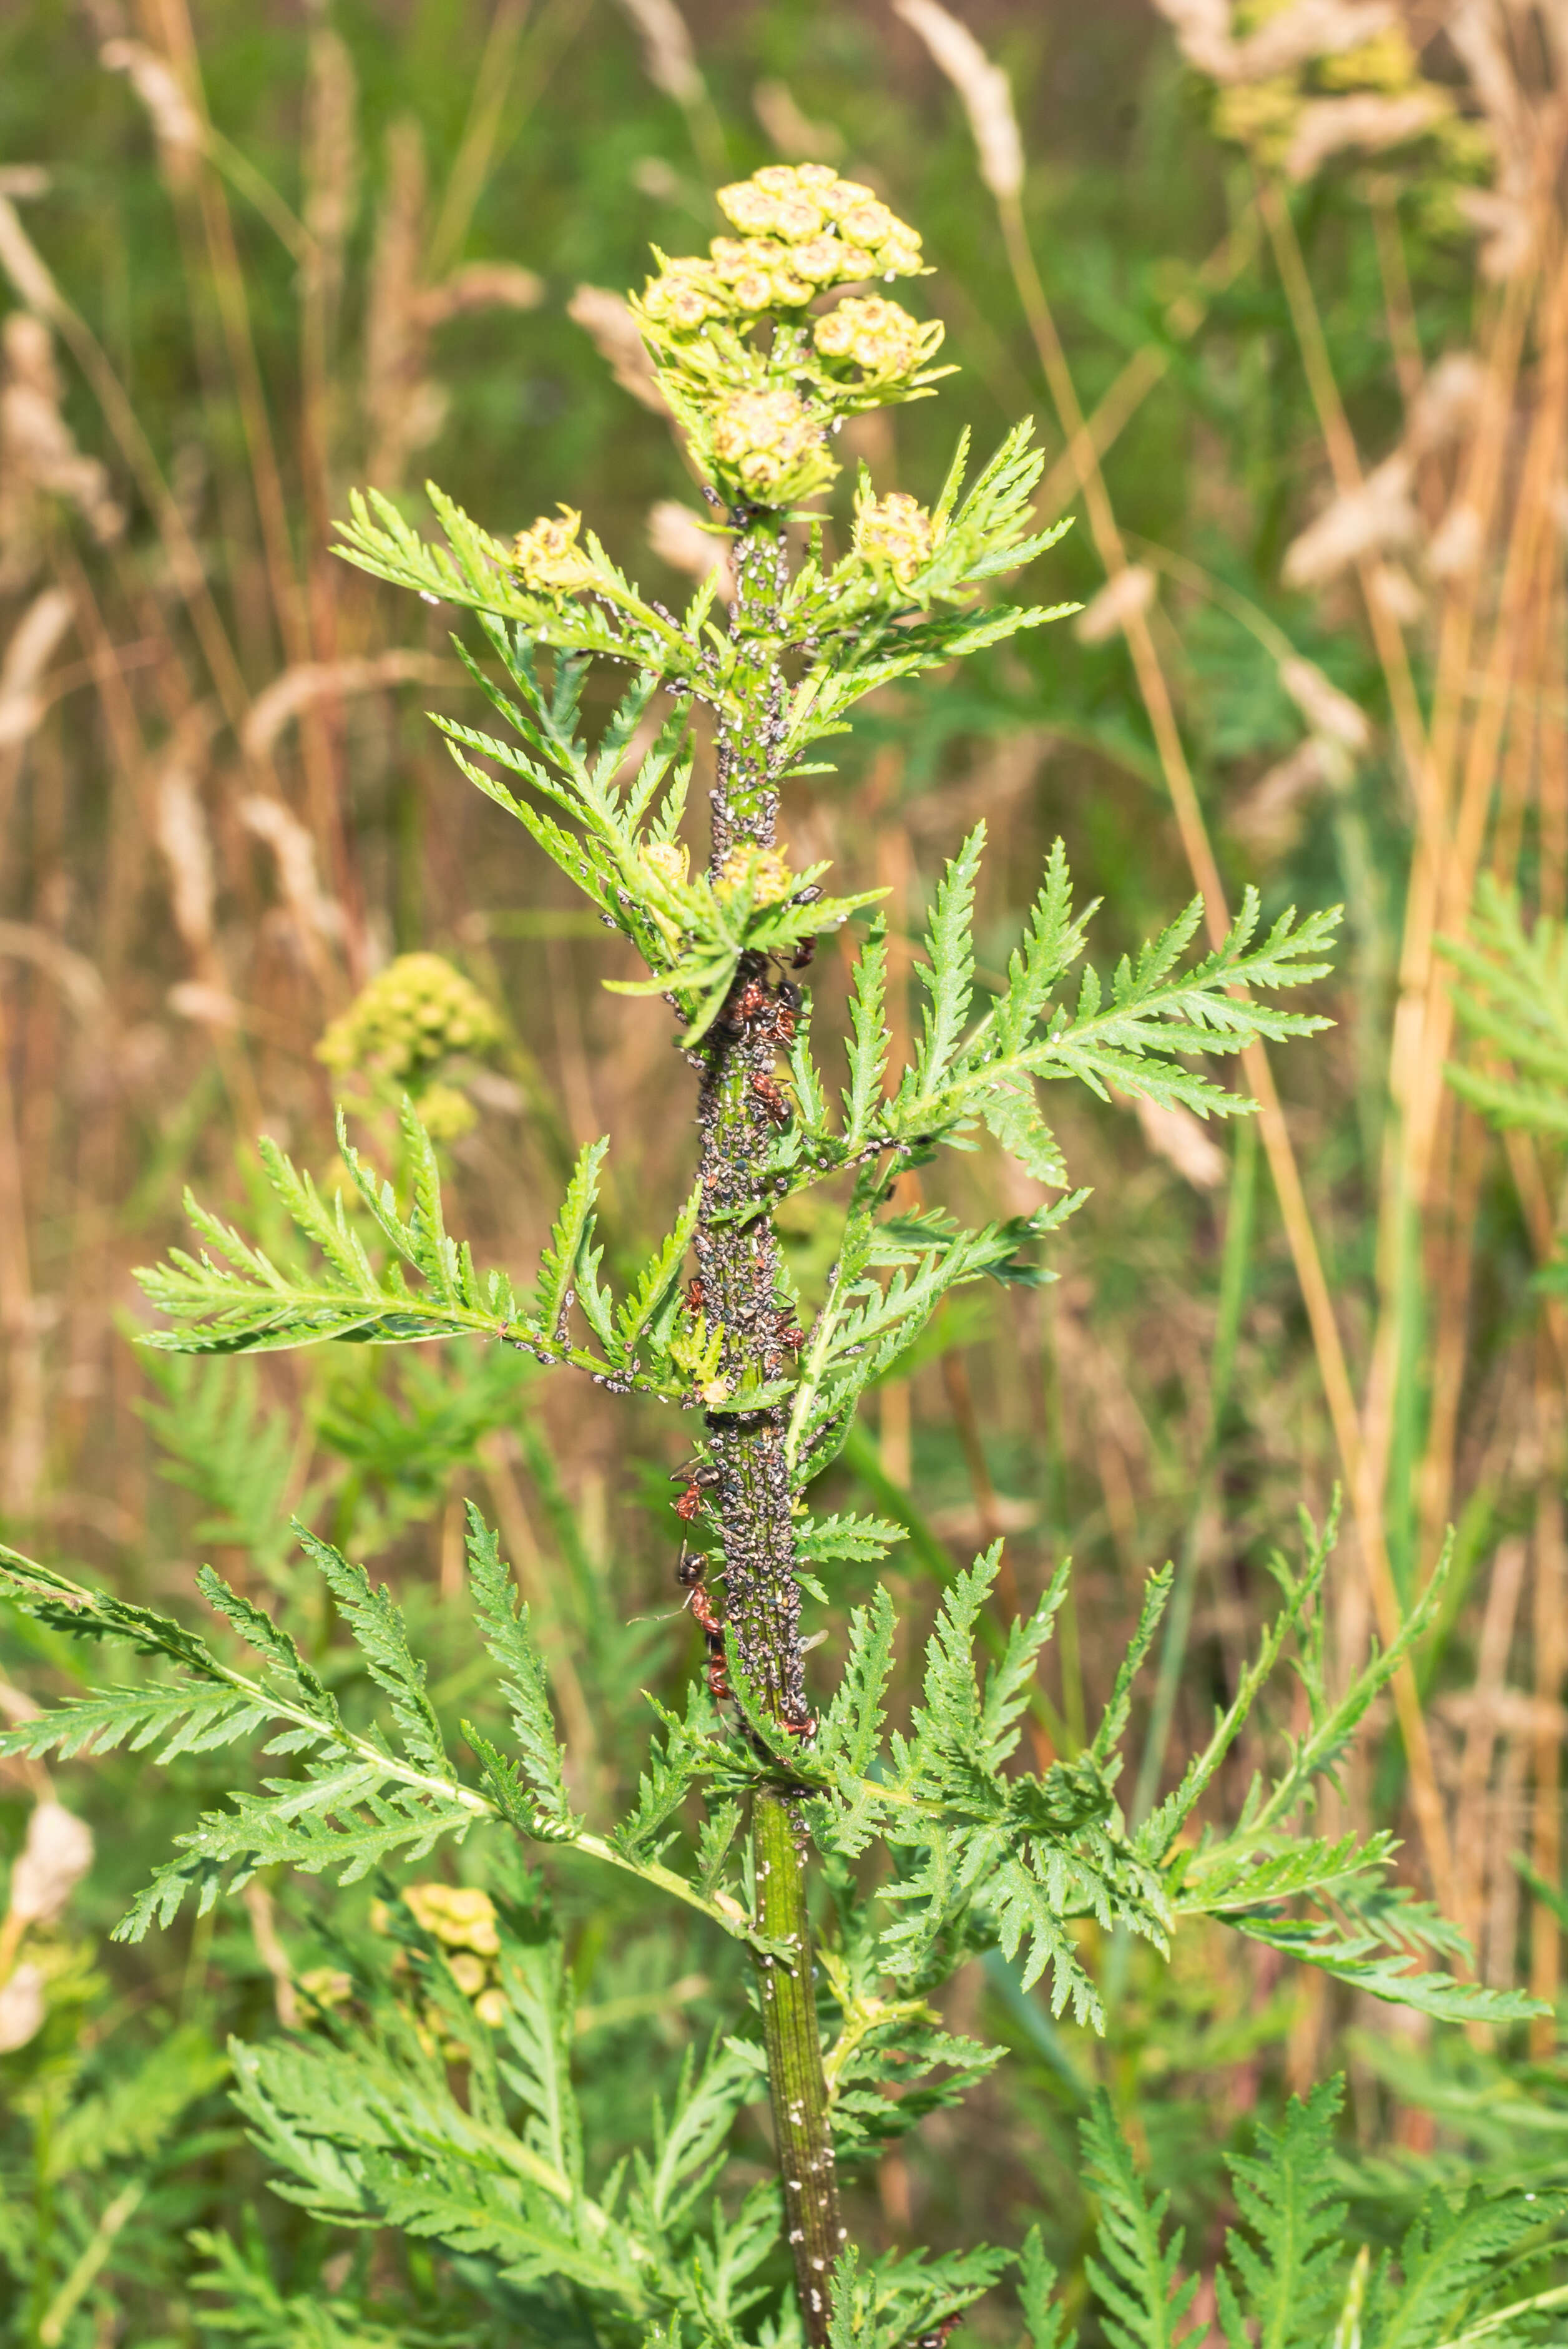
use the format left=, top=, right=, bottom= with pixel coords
left=647, top=501, right=734, bottom=599
left=1073, top=562, right=1156, bottom=643
left=303, top=26, right=359, bottom=262
left=1280, top=454, right=1416, bottom=587
left=1135, top=1096, right=1228, bottom=1189
left=1285, top=91, right=1446, bottom=181
left=154, top=715, right=222, bottom=958
left=567, top=285, right=670, bottom=414
left=0, top=315, right=124, bottom=586
left=240, top=651, right=453, bottom=760
left=614, top=0, right=703, bottom=105
left=894, top=0, right=1024, bottom=201
left=0, top=589, right=74, bottom=750
left=7, top=1800, right=92, bottom=1925
left=99, top=37, right=202, bottom=180
left=1230, top=738, right=1335, bottom=858
left=1278, top=655, right=1372, bottom=751
left=239, top=794, right=343, bottom=944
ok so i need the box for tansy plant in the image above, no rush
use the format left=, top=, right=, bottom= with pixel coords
left=0, top=164, right=1555, bottom=2349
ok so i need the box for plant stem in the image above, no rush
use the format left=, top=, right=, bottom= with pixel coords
left=688, top=508, right=843, bottom=2338
left=754, top=1788, right=843, bottom=2342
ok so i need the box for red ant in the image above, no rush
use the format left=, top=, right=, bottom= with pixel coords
left=684, top=1275, right=705, bottom=1317
left=751, top=1072, right=791, bottom=1127
left=769, top=1308, right=803, bottom=1357
left=670, top=1459, right=721, bottom=1522
left=677, top=1544, right=731, bottom=1704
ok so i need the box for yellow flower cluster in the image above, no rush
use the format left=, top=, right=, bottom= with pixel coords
left=640, top=163, right=924, bottom=333
left=375, top=1883, right=508, bottom=2029
left=852, top=488, right=936, bottom=584
left=813, top=295, right=932, bottom=381
left=717, top=164, right=923, bottom=273
left=710, top=387, right=824, bottom=496
left=511, top=506, right=594, bottom=591
left=318, top=954, right=502, bottom=1091
left=717, top=844, right=795, bottom=906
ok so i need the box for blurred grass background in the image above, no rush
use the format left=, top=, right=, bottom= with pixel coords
left=2, top=0, right=1568, bottom=2338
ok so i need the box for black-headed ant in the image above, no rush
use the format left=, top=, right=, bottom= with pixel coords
left=670, top=1459, right=721, bottom=1522
left=676, top=1543, right=732, bottom=1704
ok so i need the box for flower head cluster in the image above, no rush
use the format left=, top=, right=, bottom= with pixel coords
left=710, top=387, right=825, bottom=499
left=852, top=487, right=938, bottom=584
left=512, top=506, right=594, bottom=592
left=623, top=165, right=951, bottom=510
left=814, top=295, right=941, bottom=388
left=318, top=953, right=503, bottom=1139
left=373, top=1884, right=508, bottom=2033
left=639, top=163, right=925, bottom=337
left=717, top=843, right=796, bottom=906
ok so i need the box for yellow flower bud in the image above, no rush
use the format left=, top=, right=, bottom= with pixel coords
left=853, top=488, right=936, bottom=583
left=448, top=1951, right=489, bottom=1996
left=770, top=191, right=825, bottom=241
left=718, top=845, right=795, bottom=905
left=813, top=296, right=929, bottom=380
left=840, top=199, right=896, bottom=247
left=791, top=234, right=845, bottom=285
left=643, top=840, right=690, bottom=888
left=512, top=506, right=595, bottom=591
left=717, top=180, right=781, bottom=235
left=710, top=388, right=821, bottom=493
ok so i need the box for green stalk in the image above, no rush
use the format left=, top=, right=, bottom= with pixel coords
left=753, top=1788, right=843, bottom=2337
left=688, top=508, right=843, bottom=2342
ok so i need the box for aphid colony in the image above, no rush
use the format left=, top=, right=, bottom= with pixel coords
left=669, top=940, right=820, bottom=1739
left=669, top=1513, right=816, bottom=1740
